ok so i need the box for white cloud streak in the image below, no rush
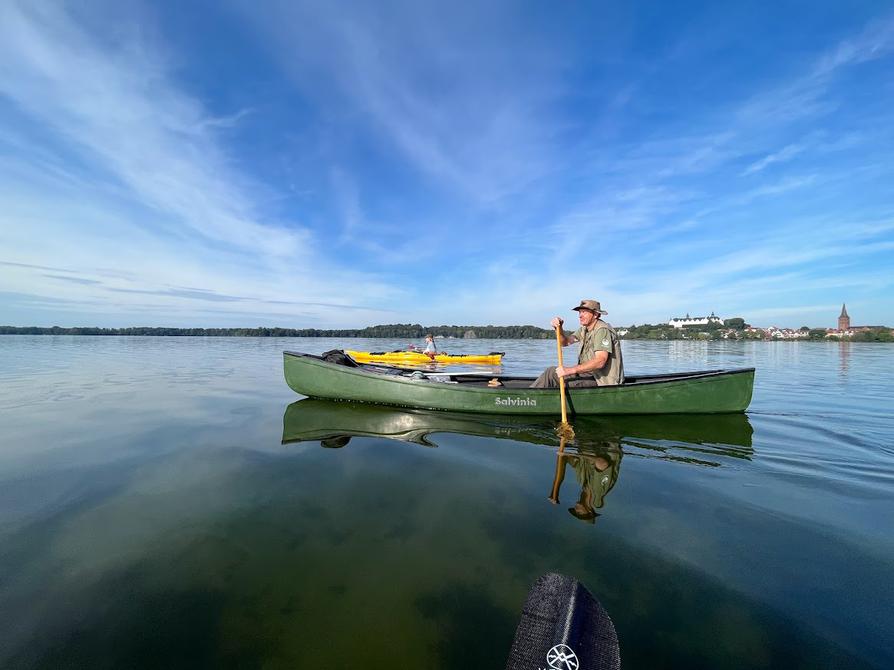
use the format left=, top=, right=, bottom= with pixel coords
left=741, top=143, right=806, bottom=175
left=1, top=3, right=892, bottom=328
left=0, top=1, right=410, bottom=326
left=0, top=2, right=304, bottom=257
left=236, top=0, right=565, bottom=204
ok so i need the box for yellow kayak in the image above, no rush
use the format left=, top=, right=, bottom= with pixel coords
left=346, top=350, right=504, bottom=365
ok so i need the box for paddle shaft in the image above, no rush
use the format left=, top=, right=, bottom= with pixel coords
left=549, top=437, right=567, bottom=502
left=555, top=325, right=569, bottom=425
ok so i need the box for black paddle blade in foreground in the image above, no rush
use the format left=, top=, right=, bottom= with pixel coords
left=505, top=573, right=620, bottom=670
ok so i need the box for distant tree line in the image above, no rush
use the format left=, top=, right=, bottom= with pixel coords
left=804, top=327, right=893, bottom=342
left=3, top=322, right=890, bottom=341
left=838, top=328, right=894, bottom=342
left=622, top=318, right=753, bottom=341
left=621, top=324, right=685, bottom=340
left=0, top=324, right=555, bottom=339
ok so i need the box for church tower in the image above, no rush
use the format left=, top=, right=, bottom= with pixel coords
left=838, top=304, right=850, bottom=331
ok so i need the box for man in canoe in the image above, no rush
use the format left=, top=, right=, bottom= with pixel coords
left=531, top=299, right=624, bottom=387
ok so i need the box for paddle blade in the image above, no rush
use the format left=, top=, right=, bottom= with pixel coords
left=505, top=573, right=620, bottom=670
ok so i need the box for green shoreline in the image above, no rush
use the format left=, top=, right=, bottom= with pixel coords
left=2, top=324, right=892, bottom=341
left=0, top=324, right=552, bottom=339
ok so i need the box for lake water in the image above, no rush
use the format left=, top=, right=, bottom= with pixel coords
left=1, top=336, right=892, bottom=669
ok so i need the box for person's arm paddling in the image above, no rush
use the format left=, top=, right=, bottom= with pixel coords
left=556, top=350, right=608, bottom=379
left=551, top=316, right=578, bottom=347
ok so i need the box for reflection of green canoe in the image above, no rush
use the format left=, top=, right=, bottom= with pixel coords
left=281, top=398, right=753, bottom=455
left=282, top=400, right=753, bottom=518
left=283, top=351, right=754, bottom=415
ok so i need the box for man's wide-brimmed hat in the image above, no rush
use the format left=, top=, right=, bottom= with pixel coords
left=572, top=299, right=606, bottom=314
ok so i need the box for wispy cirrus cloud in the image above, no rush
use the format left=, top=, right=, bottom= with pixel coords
left=42, top=275, right=103, bottom=286
left=738, top=15, right=894, bottom=126
left=1, top=2, right=892, bottom=328
left=236, top=0, right=568, bottom=205
left=741, top=143, right=806, bottom=175
left=0, top=1, right=408, bottom=327
left=0, top=2, right=305, bottom=258
left=484, top=12, right=894, bottom=326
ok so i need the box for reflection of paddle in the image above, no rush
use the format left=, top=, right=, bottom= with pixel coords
left=548, top=436, right=567, bottom=503
left=555, top=324, right=575, bottom=439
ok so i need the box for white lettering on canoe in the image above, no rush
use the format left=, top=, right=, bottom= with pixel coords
left=495, top=397, right=537, bottom=407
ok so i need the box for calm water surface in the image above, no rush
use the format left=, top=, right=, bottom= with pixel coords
left=1, top=336, right=892, bottom=669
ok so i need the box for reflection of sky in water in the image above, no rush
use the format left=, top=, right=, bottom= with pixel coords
left=1, top=336, right=892, bottom=668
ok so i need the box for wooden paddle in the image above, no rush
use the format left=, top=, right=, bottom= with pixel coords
left=555, top=324, right=575, bottom=439
left=548, top=436, right=567, bottom=503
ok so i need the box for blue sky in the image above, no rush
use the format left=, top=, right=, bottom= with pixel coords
left=1, top=0, right=892, bottom=329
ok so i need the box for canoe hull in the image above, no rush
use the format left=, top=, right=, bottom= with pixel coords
left=283, top=352, right=754, bottom=415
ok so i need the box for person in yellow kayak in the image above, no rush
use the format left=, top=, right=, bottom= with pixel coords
left=531, top=299, right=624, bottom=388
left=421, top=334, right=438, bottom=360
left=408, top=334, right=439, bottom=360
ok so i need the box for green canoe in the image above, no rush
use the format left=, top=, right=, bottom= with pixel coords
left=283, top=351, right=754, bottom=415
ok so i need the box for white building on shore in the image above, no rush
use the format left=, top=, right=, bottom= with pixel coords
left=667, top=312, right=723, bottom=329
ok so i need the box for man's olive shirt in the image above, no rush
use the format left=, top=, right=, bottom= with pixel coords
left=572, top=320, right=625, bottom=386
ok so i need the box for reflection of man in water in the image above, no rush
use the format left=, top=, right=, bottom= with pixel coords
left=549, top=442, right=622, bottom=524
